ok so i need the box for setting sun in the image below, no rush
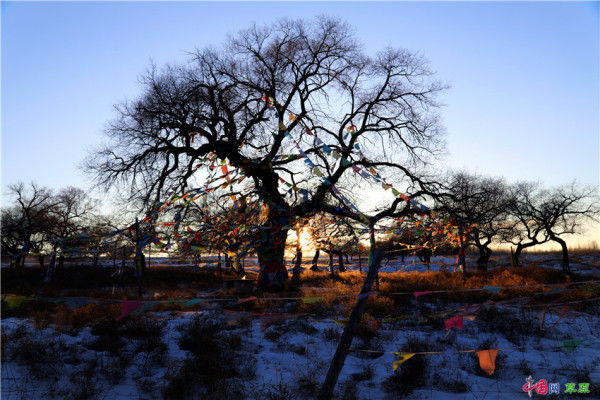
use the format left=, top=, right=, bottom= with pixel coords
left=298, top=227, right=314, bottom=250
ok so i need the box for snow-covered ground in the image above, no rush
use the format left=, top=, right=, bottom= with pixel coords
left=2, top=253, right=599, bottom=399
left=2, top=294, right=600, bottom=399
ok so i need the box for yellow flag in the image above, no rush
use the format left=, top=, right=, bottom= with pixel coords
left=392, top=353, right=415, bottom=371
left=302, top=297, right=322, bottom=304
left=3, top=295, right=31, bottom=309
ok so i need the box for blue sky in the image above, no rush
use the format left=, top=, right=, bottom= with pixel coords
left=2, top=1, right=599, bottom=201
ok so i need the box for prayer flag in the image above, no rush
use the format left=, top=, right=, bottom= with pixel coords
left=3, top=295, right=31, bottom=309
left=116, top=301, right=142, bottom=321
left=559, top=339, right=583, bottom=352
left=444, top=316, right=464, bottom=330
left=476, top=349, right=498, bottom=375
left=483, top=286, right=503, bottom=294
left=413, top=291, right=432, bottom=298
left=393, top=353, right=415, bottom=371
left=302, top=297, right=323, bottom=304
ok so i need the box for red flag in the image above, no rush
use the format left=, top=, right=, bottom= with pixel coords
left=444, top=316, right=464, bottom=330
left=116, top=301, right=142, bottom=321
left=221, top=165, right=228, bottom=175
left=413, top=291, right=433, bottom=298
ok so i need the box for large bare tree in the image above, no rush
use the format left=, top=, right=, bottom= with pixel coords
left=87, top=17, right=446, bottom=289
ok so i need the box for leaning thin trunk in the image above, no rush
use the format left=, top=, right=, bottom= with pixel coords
left=318, top=228, right=384, bottom=400
left=311, top=248, right=320, bottom=271
left=511, top=242, right=535, bottom=267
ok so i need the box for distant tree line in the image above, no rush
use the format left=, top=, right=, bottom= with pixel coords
left=434, top=172, right=598, bottom=273
left=1, top=182, right=128, bottom=270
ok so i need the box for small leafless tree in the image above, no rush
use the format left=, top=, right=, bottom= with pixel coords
left=309, top=213, right=359, bottom=276
left=503, top=182, right=549, bottom=266
left=1, top=182, right=58, bottom=268
left=506, top=182, right=598, bottom=273
left=437, top=172, right=509, bottom=271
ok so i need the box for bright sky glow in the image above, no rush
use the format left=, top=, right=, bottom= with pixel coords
left=2, top=1, right=598, bottom=247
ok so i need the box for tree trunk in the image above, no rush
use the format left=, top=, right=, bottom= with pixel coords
left=291, top=229, right=303, bottom=287
left=358, top=252, right=362, bottom=273
left=113, top=243, right=117, bottom=268
left=256, top=226, right=289, bottom=290
left=234, top=253, right=245, bottom=275
left=512, top=242, right=537, bottom=268
left=311, top=248, right=320, bottom=271
left=44, top=253, right=56, bottom=283
left=512, top=245, right=524, bottom=267
left=136, top=253, right=146, bottom=297
left=93, top=254, right=99, bottom=268
left=551, top=236, right=570, bottom=274
left=328, top=251, right=334, bottom=277
left=225, top=253, right=234, bottom=272
left=476, top=246, right=491, bottom=272
left=38, top=255, right=45, bottom=269
left=58, top=254, right=64, bottom=269
left=216, top=251, right=222, bottom=279
left=337, top=251, right=346, bottom=272
left=317, top=229, right=384, bottom=400
left=118, top=247, right=125, bottom=281
left=458, top=222, right=467, bottom=274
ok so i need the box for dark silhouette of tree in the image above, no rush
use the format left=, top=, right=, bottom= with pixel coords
left=309, top=213, right=358, bottom=276
left=48, top=186, right=100, bottom=270
left=1, top=182, right=58, bottom=269
left=503, top=182, right=549, bottom=267
left=86, top=17, right=445, bottom=290
left=437, top=172, right=509, bottom=271
left=508, top=182, right=598, bottom=273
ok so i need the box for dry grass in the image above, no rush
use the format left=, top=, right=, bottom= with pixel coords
left=2, top=262, right=597, bottom=326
